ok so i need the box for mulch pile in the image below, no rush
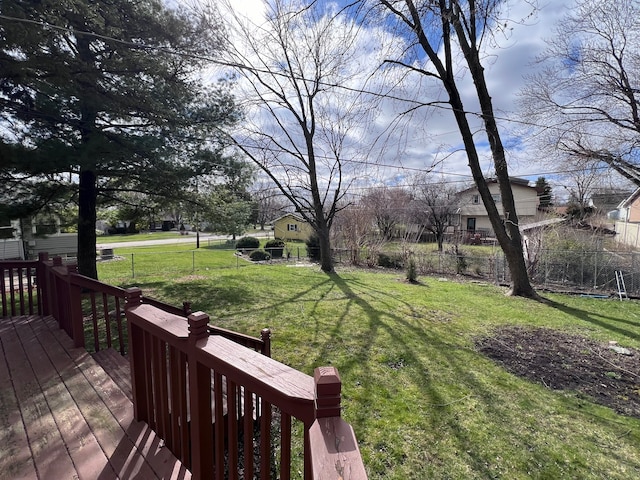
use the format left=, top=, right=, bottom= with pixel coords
left=476, top=326, right=640, bottom=419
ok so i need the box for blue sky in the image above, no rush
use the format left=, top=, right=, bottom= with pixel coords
left=225, top=0, right=578, bottom=191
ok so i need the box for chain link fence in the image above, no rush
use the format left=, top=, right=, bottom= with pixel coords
left=334, top=247, right=640, bottom=297
left=100, top=244, right=639, bottom=297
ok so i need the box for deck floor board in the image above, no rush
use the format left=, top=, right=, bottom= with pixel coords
left=0, top=315, right=191, bottom=480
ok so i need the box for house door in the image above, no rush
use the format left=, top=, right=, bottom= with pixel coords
left=466, top=218, right=476, bottom=232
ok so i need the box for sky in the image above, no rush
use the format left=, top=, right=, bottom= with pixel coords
left=223, top=0, right=582, bottom=194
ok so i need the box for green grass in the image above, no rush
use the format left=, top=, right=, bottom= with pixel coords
left=98, top=248, right=640, bottom=480
left=97, top=231, right=192, bottom=242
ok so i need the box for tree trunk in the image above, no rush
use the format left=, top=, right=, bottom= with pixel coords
left=78, top=169, right=98, bottom=279
left=448, top=10, right=537, bottom=298
left=76, top=34, right=99, bottom=280
left=316, top=222, right=334, bottom=273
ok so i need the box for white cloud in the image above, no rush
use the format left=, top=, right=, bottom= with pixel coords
left=220, top=0, right=576, bottom=189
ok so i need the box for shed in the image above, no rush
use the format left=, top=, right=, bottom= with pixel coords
left=272, top=213, right=313, bottom=241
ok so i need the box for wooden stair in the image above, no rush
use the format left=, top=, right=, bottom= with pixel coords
left=92, top=348, right=133, bottom=402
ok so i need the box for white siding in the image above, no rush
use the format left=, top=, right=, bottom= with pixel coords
left=0, top=239, right=24, bottom=260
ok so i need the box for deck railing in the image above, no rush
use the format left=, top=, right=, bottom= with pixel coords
left=0, top=258, right=40, bottom=317
left=1, top=253, right=367, bottom=479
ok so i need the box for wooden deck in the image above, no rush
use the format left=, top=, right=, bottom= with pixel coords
left=0, top=315, right=190, bottom=480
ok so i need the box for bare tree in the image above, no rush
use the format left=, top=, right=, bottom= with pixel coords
left=369, top=0, right=537, bottom=297
left=412, top=174, right=459, bottom=252
left=561, top=164, right=602, bottom=220
left=250, top=181, right=288, bottom=230
left=219, top=0, right=385, bottom=272
left=362, top=187, right=413, bottom=240
left=332, top=203, right=376, bottom=265
left=520, top=0, right=640, bottom=186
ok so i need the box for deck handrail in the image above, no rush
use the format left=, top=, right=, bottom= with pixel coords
left=125, top=294, right=367, bottom=480
left=2, top=253, right=367, bottom=479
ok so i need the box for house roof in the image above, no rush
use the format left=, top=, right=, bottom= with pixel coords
left=617, top=187, right=640, bottom=209
left=456, top=177, right=534, bottom=195
left=272, top=213, right=306, bottom=223
left=519, top=217, right=567, bottom=232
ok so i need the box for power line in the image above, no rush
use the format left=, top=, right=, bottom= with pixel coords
left=1, top=11, right=637, bottom=149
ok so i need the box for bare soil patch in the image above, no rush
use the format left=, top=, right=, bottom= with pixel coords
left=476, top=326, right=640, bottom=419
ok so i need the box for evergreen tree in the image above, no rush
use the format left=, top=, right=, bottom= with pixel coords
left=0, top=0, right=238, bottom=278
left=535, top=177, right=553, bottom=210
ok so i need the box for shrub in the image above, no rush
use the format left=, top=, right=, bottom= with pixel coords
left=406, top=257, right=418, bottom=283
left=236, top=236, right=260, bottom=250
left=305, top=234, right=321, bottom=261
left=249, top=249, right=271, bottom=262
left=378, top=252, right=403, bottom=269
left=265, top=239, right=286, bottom=258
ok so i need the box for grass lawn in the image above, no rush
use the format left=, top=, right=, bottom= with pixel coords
left=98, top=247, right=640, bottom=479
left=97, top=231, right=192, bottom=242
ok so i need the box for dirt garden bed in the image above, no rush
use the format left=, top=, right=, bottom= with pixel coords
left=476, top=326, right=640, bottom=419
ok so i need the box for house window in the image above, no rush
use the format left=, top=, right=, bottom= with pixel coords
left=287, top=223, right=298, bottom=232
left=472, top=194, right=479, bottom=204
left=492, top=194, right=501, bottom=203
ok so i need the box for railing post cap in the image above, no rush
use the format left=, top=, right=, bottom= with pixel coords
left=188, top=311, right=209, bottom=341
left=124, top=287, right=143, bottom=309
left=314, top=366, right=342, bottom=418
left=314, top=366, right=341, bottom=391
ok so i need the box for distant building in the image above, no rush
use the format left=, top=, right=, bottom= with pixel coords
left=454, top=178, right=540, bottom=235
left=272, top=213, right=313, bottom=241
left=613, top=188, right=640, bottom=223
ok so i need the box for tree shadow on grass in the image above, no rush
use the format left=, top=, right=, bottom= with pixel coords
left=545, top=299, right=640, bottom=342
left=316, top=272, right=554, bottom=478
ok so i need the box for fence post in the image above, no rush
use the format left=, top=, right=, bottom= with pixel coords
left=187, top=312, right=214, bottom=479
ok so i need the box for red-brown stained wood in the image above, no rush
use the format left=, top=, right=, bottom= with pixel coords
left=309, top=417, right=368, bottom=480
left=4, top=316, right=78, bottom=479
left=197, top=335, right=316, bottom=422
left=0, top=318, right=38, bottom=479
left=0, top=315, right=190, bottom=480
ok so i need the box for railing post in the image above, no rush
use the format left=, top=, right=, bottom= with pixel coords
left=309, top=366, right=368, bottom=480
left=261, top=327, right=271, bottom=357
left=188, top=311, right=214, bottom=479
left=66, top=264, right=85, bottom=348
left=125, top=288, right=146, bottom=421
left=37, top=252, right=50, bottom=315
left=51, top=256, right=64, bottom=323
